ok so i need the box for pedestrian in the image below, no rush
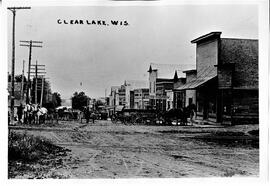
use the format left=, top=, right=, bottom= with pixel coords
left=91, top=112, right=96, bottom=123
left=17, top=103, right=24, bottom=124
left=85, top=107, right=90, bottom=123
left=8, top=111, right=10, bottom=125
left=188, top=103, right=196, bottom=125
left=182, top=107, right=188, bottom=125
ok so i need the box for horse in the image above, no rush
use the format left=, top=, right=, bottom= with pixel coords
left=37, top=107, right=48, bottom=124
left=23, top=103, right=34, bottom=124
left=45, top=108, right=59, bottom=124
left=31, top=104, right=48, bottom=124
left=162, top=108, right=187, bottom=125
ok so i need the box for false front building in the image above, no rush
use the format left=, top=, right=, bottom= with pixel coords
left=148, top=63, right=193, bottom=111
left=175, top=32, right=258, bottom=125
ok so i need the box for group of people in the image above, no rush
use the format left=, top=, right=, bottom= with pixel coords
left=83, top=106, right=96, bottom=123
left=9, top=102, right=48, bottom=125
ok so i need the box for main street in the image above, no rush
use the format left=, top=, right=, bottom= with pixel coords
left=9, top=120, right=259, bottom=178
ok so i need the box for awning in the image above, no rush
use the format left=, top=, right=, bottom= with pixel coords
left=115, top=105, right=125, bottom=111
left=175, top=66, right=217, bottom=90
left=176, top=75, right=216, bottom=90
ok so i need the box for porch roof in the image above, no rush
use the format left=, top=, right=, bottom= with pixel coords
left=175, top=66, right=217, bottom=90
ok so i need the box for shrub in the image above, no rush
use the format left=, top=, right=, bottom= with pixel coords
left=8, top=131, right=67, bottom=162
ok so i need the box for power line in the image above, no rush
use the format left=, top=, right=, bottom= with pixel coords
left=8, top=6, right=31, bottom=125
left=19, top=40, right=43, bottom=104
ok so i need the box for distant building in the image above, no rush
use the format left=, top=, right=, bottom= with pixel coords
left=8, top=82, right=26, bottom=115
left=108, top=85, right=125, bottom=115
left=165, top=77, right=186, bottom=110
left=109, top=80, right=149, bottom=113
left=118, top=85, right=126, bottom=106
left=148, top=63, right=193, bottom=111
left=123, top=80, right=148, bottom=109
left=109, top=86, right=120, bottom=108
left=175, top=32, right=258, bottom=125
left=134, top=88, right=149, bottom=109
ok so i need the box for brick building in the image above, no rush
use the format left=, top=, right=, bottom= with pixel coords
left=109, top=80, right=148, bottom=112
left=176, top=32, right=258, bottom=125
left=148, top=63, right=193, bottom=111
left=134, top=88, right=150, bottom=109
left=123, top=80, right=148, bottom=109
left=109, top=86, right=120, bottom=110
left=8, top=82, right=26, bottom=114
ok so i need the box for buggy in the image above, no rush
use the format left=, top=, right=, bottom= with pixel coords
left=111, top=109, right=164, bottom=125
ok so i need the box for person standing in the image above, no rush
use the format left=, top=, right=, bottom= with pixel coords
left=91, top=112, right=96, bottom=124
left=17, top=103, right=24, bottom=124
left=188, top=103, right=196, bottom=125
left=85, top=107, right=90, bottom=123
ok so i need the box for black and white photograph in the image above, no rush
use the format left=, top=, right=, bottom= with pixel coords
left=1, top=0, right=269, bottom=182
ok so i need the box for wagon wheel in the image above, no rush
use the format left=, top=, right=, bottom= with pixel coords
left=111, top=115, right=117, bottom=124
left=137, top=114, right=146, bottom=125
left=111, top=118, right=117, bottom=124
left=121, top=117, right=128, bottom=125
left=164, top=118, right=172, bottom=125
left=124, top=116, right=132, bottom=125
left=130, top=115, right=137, bottom=125
left=133, top=117, right=140, bottom=125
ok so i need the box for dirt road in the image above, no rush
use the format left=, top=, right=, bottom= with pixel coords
left=9, top=120, right=259, bottom=178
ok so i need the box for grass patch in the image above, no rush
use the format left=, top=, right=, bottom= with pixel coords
left=212, top=131, right=246, bottom=136
left=8, top=131, right=71, bottom=178
left=9, top=131, right=68, bottom=162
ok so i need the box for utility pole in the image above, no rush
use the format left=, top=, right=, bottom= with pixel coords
left=20, top=60, right=25, bottom=102
left=8, top=6, right=31, bottom=125
left=35, top=61, right=38, bottom=104
left=20, top=40, right=42, bottom=104
left=36, top=76, right=49, bottom=106
left=40, top=76, right=45, bottom=107
left=29, top=63, right=46, bottom=104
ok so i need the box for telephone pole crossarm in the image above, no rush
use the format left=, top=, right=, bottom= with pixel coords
left=8, top=6, right=31, bottom=125
left=19, top=40, right=43, bottom=104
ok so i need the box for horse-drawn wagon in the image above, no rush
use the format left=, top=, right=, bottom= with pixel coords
left=111, top=107, right=189, bottom=126
left=111, top=108, right=163, bottom=125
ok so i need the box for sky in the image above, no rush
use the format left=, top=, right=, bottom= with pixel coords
left=7, top=4, right=258, bottom=99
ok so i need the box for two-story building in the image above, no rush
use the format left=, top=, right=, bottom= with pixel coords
left=8, top=82, right=26, bottom=116
left=166, top=77, right=186, bottom=110
left=148, top=63, right=193, bottom=111
left=109, top=80, right=148, bottom=112
left=176, top=32, right=258, bottom=125
left=134, top=88, right=150, bottom=109
left=123, top=80, right=148, bottom=109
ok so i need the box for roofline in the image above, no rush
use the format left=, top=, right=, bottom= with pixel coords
left=156, top=78, right=174, bottom=81
left=191, top=32, right=222, bottom=44
left=156, top=81, right=174, bottom=85
left=221, top=38, right=258, bottom=41
left=183, top=69, right=197, bottom=73
left=133, top=88, right=149, bottom=91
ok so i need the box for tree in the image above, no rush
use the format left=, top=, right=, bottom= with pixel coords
left=95, top=100, right=104, bottom=110
left=52, top=92, right=61, bottom=107
left=31, top=77, right=52, bottom=105
left=43, top=92, right=61, bottom=111
left=71, top=91, right=89, bottom=111
left=15, top=74, right=27, bottom=83
left=8, top=74, right=27, bottom=83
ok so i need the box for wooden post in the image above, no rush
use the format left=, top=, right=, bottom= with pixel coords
left=9, top=9, right=16, bottom=125
left=20, top=60, right=25, bottom=102
left=20, top=39, right=42, bottom=103
left=40, top=76, right=44, bottom=106
left=35, top=61, right=38, bottom=104
left=8, top=7, right=31, bottom=124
